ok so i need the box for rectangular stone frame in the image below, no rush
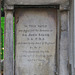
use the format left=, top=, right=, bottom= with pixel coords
left=4, top=0, right=74, bottom=75
left=15, top=7, right=57, bottom=75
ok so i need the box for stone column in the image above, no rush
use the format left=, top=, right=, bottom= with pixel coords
left=59, top=11, right=69, bottom=75
left=4, top=9, right=14, bottom=75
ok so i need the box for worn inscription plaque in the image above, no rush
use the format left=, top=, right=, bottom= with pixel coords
left=15, top=8, right=57, bottom=75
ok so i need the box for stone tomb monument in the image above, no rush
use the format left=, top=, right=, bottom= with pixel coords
left=4, top=0, right=75, bottom=75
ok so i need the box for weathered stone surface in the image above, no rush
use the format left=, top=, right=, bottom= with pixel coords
left=5, top=0, right=69, bottom=5
left=74, top=0, right=75, bottom=68
left=15, top=8, right=57, bottom=75
left=4, top=11, right=14, bottom=75
left=69, top=0, right=75, bottom=75
left=59, top=11, right=69, bottom=75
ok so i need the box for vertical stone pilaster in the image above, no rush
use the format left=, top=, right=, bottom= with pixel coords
left=4, top=10, right=14, bottom=75
left=59, top=11, right=69, bottom=75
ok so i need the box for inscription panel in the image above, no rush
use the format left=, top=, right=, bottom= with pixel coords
left=15, top=8, right=57, bottom=75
